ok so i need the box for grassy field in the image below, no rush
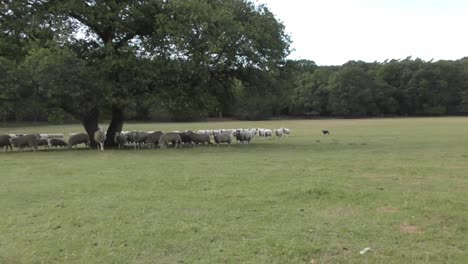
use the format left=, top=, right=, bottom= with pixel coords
left=0, top=118, right=467, bottom=263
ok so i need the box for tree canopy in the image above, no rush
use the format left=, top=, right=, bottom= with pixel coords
left=1, top=0, right=291, bottom=145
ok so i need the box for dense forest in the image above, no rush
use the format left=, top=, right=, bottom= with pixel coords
left=1, top=1, right=468, bottom=143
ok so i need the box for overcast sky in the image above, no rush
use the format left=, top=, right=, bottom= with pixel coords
left=256, top=0, right=468, bottom=65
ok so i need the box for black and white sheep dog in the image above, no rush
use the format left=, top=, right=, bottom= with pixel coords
left=322, top=130, right=330, bottom=135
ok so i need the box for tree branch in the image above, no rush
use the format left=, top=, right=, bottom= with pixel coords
left=114, top=32, right=135, bottom=49
left=68, top=11, right=108, bottom=44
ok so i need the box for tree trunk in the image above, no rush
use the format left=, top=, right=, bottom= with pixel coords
left=81, top=107, right=100, bottom=148
left=105, top=106, right=124, bottom=147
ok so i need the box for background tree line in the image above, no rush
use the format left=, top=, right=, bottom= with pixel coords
left=1, top=1, right=468, bottom=134
left=289, top=58, right=468, bottom=117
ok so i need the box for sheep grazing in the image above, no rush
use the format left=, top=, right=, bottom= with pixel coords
left=250, top=128, right=259, bottom=136
left=130, top=131, right=148, bottom=149
left=114, top=132, right=128, bottom=149
left=145, top=131, right=164, bottom=149
left=234, top=130, right=254, bottom=144
left=214, top=133, right=232, bottom=146
left=257, top=129, right=271, bottom=139
left=275, top=128, right=284, bottom=139
left=68, top=133, right=90, bottom=149
left=94, top=128, right=106, bottom=151
left=322, top=130, right=330, bottom=135
left=258, top=129, right=265, bottom=138
left=178, top=131, right=192, bottom=146
left=0, top=135, right=13, bottom=152
left=188, top=132, right=212, bottom=146
left=37, top=138, right=50, bottom=149
left=10, top=134, right=39, bottom=151
left=50, top=138, right=68, bottom=148
left=125, top=132, right=135, bottom=144
left=234, top=130, right=242, bottom=143
left=158, top=132, right=182, bottom=149
left=126, top=131, right=139, bottom=149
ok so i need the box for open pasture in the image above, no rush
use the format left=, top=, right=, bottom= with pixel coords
left=1, top=118, right=467, bottom=263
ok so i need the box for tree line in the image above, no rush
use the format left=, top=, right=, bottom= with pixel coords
left=1, top=1, right=467, bottom=144
left=288, top=58, right=468, bottom=117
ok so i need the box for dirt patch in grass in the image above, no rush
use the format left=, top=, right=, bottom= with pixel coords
left=377, top=207, right=399, bottom=213
left=331, top=206, right=358, bottom=217
left=399, top=223, right=423, bottom=235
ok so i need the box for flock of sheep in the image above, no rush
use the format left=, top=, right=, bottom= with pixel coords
left=0, top=128, right=291, bottom=152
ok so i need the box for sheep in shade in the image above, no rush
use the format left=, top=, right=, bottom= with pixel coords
left=178, top=131, right=192, bottom=146
left=145, top=131, right=164, bottom=149
left=234, top=130, right=253, bottom=144
left=158, top=133, right=182, bottom=149
left=130, top=131, right=148, bottom=149
left=188, top=132, right=212, bottom=146
left=68, top=133, right=90, bottom=149
left=50, top=138, right=68, bottom=148
left=10, top=134, right=39, bottom=151
left=214, top=133, right=232, bottom=146
left=37, top=138, right=50, bottom=149
left=114, top=132, right=128, bottom=149
left=94, top=128, right=106, bottom=151
left=0, top=135, right=13, bottom=152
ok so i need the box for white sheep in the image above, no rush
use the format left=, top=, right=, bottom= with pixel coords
left=94, top=128, right=106, bottom=151
left=275, top=128, right=284, bottom=140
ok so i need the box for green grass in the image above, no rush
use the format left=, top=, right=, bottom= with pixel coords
left=1, top=118, right=467, bottom=263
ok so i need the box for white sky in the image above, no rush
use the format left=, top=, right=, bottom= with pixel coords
left=256, top=0, right=468, bottom=65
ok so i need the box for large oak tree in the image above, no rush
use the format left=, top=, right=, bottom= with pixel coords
left=2, top=0, right=290, bottom=146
